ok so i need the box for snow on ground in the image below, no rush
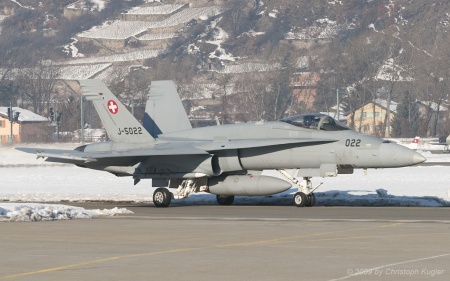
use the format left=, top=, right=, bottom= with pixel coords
left=0, top=203, right=133, bottom=222
left=138, top=32, right=176, bottom=41
left=63, top=38, right=85, bottom=58
left=158, top=6, right=222, bottom=27
left=285, top=20, right=354, bottom=40
left=126, top=4, right=185, bottom=15
left=58, top=63, right=112, bottom=80
left=79, top=20, right=159, bottom=40
left=78, top=7, right=221, bottom=40
left=64, top=49, right=160, bottom=65
left=9, top=0, right=31, bottom=9
left=91, top=65, right=131, bottom=84
left=218, top=62, right=280, bottom=74
left=1, top=143, right=450, bottom=222
left=206, top=24, right=236, bottom=62
left=66, top=0, right=106, bottom=12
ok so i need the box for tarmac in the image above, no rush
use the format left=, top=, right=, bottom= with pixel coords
left=1, top=205, right=449, bottom=281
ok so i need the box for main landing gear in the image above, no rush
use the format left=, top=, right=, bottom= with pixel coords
left=153, top=187, right=172, bottom=208
left=152, top=179, right=206, bottom=207
left=277, top=170, right=322, bottom=207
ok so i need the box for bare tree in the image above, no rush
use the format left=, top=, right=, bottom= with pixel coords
left=15, top=61, right=61, bottom=115
left=232, top=72, right=272, bottom=122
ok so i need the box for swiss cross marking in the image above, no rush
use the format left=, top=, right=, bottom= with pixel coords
left=107, top=100, right=118, bottom=114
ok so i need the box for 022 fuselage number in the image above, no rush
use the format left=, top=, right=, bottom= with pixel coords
left=118, top=127, right=143, bottom=135
left=345, top=139, right=361, bottom=147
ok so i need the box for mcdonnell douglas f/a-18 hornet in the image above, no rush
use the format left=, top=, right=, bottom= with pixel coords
left=17, top=80, right=426, bottom=207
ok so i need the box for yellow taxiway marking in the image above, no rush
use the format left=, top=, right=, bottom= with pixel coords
left=0, top=222, right=445, bottom=280
left=0, top=248, right=201, bottom=280
left=216, top=222, right=404, bottom=248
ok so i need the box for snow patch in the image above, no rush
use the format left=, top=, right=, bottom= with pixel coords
left=206, top=25, right=237, bottom=62
left=64, top=49, right=160, bottom=65
left=0, top=203, right=133, bottom=222
left=268, top=9, right=278, bottom=18
left=126, top=4, right=184, bottom=15
left=10, top=0, right=32, bottom=9
left=286, top=20, right=353, bottom=40
left=67, top=0, right=106, bottom=12
left=376, top=58, right=413, bottom=81
left=218, top=62, right=280, bottom=74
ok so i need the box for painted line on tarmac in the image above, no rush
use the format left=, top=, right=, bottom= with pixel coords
left=204, top=223, right=405, bottom=248
left=0, top=247, right=201, bottom=280
left=0, top=222, right=400, bottom=280
left=120, top=215, right=450, bottom=224
left=306, top=232, right=450, bottom=243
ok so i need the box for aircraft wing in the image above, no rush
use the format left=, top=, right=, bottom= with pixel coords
left=16, top=144, right=209, bottom=165
left=16, top=147, right=95, bottom=164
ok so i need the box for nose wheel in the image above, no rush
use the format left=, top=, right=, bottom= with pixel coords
left=277, top=170, right=322, bottom=207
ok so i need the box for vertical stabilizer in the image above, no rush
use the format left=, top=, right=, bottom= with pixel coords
left=410, top=136, right=420, bottom=150
left=80, top=79, right=155, bottom=144
left=143, top=80, right=192, bottom=137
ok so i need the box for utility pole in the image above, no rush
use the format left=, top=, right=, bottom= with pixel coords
left=80, top=97, right=84, bottom=143
left=336, top=88, right=340, bottom=120
left=50, top=108, right=63, bottom=141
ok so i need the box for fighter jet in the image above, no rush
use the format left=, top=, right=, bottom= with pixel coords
left=17, top=80, right=426, bottom=207
left=429, top=135, right=450, bottom=153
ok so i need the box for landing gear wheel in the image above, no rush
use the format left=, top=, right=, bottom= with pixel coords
left=305, top=193, right=316, bottom=207
left=216, top=195, right=235, bottom=206
left=153, top=188, right=172, bottom=208
left=294, top=192, right=307, bottom=207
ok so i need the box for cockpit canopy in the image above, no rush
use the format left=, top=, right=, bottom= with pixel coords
left=280, top=113, right=350, bottom=131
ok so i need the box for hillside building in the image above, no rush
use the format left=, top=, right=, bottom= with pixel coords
left=291, top=72, right=319, bottom=110
left=346, top=99, right=398, bottom=137
left=416, top=101, right=449, bottom=136
left=0, top=107, right=49, bottom=144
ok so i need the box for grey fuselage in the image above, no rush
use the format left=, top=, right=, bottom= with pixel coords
left=158, top=120, right=423, bottom=173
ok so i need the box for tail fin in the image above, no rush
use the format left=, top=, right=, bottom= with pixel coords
left=143, top=80, right=192, bottom=137
left=80, top=79, right=155, bottom=144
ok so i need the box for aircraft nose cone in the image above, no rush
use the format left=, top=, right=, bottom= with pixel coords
left=412, top=152, right=426, bottom=165
left=378, top=143, right=427, bottom=167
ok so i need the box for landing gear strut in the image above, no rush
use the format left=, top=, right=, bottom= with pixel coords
left=277, top=170, right=322, bottom=207
left=153, top=187, right=172, bottom=207
left=293, top=178, right=319, bottom=207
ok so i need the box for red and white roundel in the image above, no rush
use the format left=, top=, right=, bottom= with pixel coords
left=107, top=100, right=118, bottom=114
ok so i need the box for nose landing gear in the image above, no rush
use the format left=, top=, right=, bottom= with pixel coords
left=277, top=170, right=322, bottom=207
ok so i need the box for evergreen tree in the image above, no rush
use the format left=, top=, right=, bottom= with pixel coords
left=392, top=91, right=421, bottom=137
left=0, top=81, right=15, bottom=105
